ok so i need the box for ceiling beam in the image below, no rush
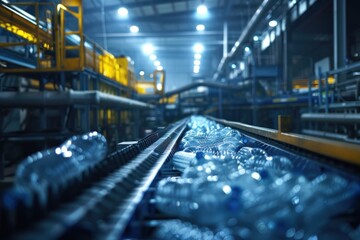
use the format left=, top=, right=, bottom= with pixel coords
left=84, top=1, right=261, bottom=17
left=90, top=31, right=243, bottom=38
left=84, top=5, right=258, bottom=28
left=84, top=0, right=191, bottom=15
left=152, top=0, right=158, bottom=15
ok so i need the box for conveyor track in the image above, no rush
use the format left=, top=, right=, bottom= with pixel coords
left=1, top=116, right=359, bottom=239
left=0, top=120, right=187, bottom=239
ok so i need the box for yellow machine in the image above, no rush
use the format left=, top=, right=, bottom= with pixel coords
left=292, top=76, right=336, bottom=91
left=136, top=70, right=165, bottom=95
left=0, top=0, right=165, bottom=141
left=0, top=0, right=164, bottom=97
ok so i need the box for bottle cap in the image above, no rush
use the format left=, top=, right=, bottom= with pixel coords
left=195, top=152, right=204, bottom=159
left=259, top=170, right=269, bottom=179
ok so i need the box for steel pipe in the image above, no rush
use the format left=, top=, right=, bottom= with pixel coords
left=163, top=81, right=249, bottom=98
left=213, top=0, right=279, bottom=80
left=302, top=129, right=360, bottom=144
left=301, top=113, right=360, bottom=124
left=0, top=90, right=154, bottom=109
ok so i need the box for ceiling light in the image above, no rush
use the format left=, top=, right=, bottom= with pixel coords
left=231, top=64, right=237, bottom=69
left=193, top=67, right=200, bottom=74
left=118, top=7, right=128, bottom=17
left=193, top=43, right=204, bottom=53
left=194, top=53, right=201, bottom=59
left=194, top=60, right=201, bottom=66
left=194, top=65, right=200, bottom=71
left=142, top=43, right=154, bottom=55
left=150, top=54, right=157, bottom=61
left=130, top=25, right=139, bottom=33
left=156, top=83, right=163, bottom=90
left=253, top=36, right=259, bottom=41
left=197, top=4, right=208, bottom=15
left=196, top=24, right=205, bottom=31
left=154, top=60, right=160, bottom=66
left=157, top=66, right=163, bottom=71
left=269, top=20, right=278, bottom=28
left=139, top=71, right=144, bottom=76
left=245, top=47, right=250, bottom=53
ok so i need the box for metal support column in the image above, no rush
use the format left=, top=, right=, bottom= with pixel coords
left=59, top=72, right=67, bottom=131
left=333, top=0, right=347, bottom=82
left=317, top=67, right=323, bottom=108
left=252, top=66, right=257, bottom=125
left=132, top=110, right=140, bottom=139
left=223, top=22, right=228, bottom=58
left=93, top=75, right=100, bottom=130
left=80, top=72, right=90, bottom=132
left=39, top=78, right=47, bottom=131
left=284, top=16, right=292, bottom=93
left=218, top=88, right=223, bottom=119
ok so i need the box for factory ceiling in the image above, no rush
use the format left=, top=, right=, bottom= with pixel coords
left=82, top=0, right=265, bottom=90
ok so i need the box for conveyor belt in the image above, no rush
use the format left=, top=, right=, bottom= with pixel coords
left=210, top=116, right=360, bottom=169
left=0, top=120, right=187, bottom=239
left=1, top=116, right=359, bottom=239
left=120, top=117, right=360, bottom=239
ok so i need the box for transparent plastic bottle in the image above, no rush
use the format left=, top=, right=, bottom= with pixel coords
left=297, top=174, right=360, bottom=236
left=188, top=179, right=243, bottom=227
left=15, top=147, right=77, bottom=209
left=15, top=131, right=107, bottom=208
left=155, top=177, right=194, bottom=217
left=61, top=131, right=107, bottom=169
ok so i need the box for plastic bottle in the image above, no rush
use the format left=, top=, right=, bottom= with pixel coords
left=263, top=155, right=294, bottom=172
left=15, top=147, right=76, bottom=209
left=179, top=178, right=241, bottom=227
left=15, top=131, right=107, bottom=209
left=297, top=174, right=360, bottom=236
left=172, top=151, right=196, bottom=172
left=155, top=177, right=194, bottom=217
left=161, top=116, right=359, bottom=240
left=61, top=131, right=107, bottom=169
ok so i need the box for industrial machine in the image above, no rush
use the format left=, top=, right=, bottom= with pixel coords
left=0, top=0, right=359, bottom=238
left=0, top=116, right=359, bottom=239
left=0, top=0, right=167, bottom=171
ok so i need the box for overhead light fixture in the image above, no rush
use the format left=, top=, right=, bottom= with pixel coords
left=269, top=20, right=278, bottom=28
left=253, top=36, right=259, bottom=41
left=118, top=7, right=128, bottom=18
left=150, top=54, right=157, bottom=61
left=244, top=47, right=250, bottom=53
left=194, top=53, right=202, bottom=59
left=142, top=43, right=154, bottom=55
left=130, top=25, right=139, bottom=33
left=154, top=60, right=160, bottom=66
left=194, top=60, right=201, bottom=66
left=197, top=4, right=208, bottom=15
left=156, top=83, right=163, bottom=90
left=193, top=66, right=200, bottom=74
left=157, top=66, right=163, bottom=71
left=231, top=64, right=237, bottom=69
left=193, top=43, right=204, bottom=53
left=139, top=71, right=145, bottom=76
left=196, top=24, right=205, bottom=31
